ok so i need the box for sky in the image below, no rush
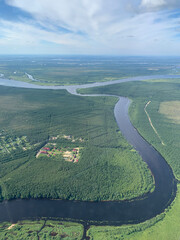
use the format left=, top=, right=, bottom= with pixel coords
left=0, top=0, right=180, bottom=55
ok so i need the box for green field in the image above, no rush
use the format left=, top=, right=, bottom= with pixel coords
left=159, top=101, right=180, bottom=125
left=0, top=86, right=153, bottom=201
left=0, top=220, right=84, bottom=240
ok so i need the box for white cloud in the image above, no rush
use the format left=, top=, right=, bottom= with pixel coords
left=141, top=0, right=166, bottom=9
left=140, top=0, right=180, bottom=11
left=6, top=0, right=137, bottom=34
left=1, top=0, right=180, bottom=55
left=0, top=19, right=89, bottom=47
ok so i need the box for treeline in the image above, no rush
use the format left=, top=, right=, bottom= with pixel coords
left=2, top=145, right=153, bottom=201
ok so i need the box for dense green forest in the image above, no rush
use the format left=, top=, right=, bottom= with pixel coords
left=0, top=86, right=153, bottom=201
left=80, top=79, right=180, bottom=179
left=0, top=55, right=178, bottom=85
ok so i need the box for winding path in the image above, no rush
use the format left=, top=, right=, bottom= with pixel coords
left=0, top=74, right=178, bottom=224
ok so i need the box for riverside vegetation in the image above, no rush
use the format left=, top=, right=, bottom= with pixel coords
left=79, top=77, right=180, bottom=239
left=0, top=86, right=153, bottom=202
left=0, top=220, right=84, bottom=240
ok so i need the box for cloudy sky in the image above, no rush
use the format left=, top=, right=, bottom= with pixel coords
left=0, top=0, right=180, bottom=55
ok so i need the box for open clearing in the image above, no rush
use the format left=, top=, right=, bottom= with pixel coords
left=36, top=135, right=81, bottom=163
left=159, top=101, right=180, bottom=125
left=144, top=101, right=165, bottom=145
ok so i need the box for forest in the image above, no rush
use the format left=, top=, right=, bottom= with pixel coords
left=0, top=86, right=153, bottom=201
left=80, top=78, right=180, bottom=179
left=0, top=55, right=178, bottom=85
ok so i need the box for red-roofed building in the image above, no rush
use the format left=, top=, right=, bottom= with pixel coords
left=43, top=147, right=50, bottom=150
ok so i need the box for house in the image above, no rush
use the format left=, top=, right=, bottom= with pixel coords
left=43, top=147, right=50, bottom=150
left=41, top=151, right=47, bottom=154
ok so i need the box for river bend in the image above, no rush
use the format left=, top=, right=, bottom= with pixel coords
left=0, top=75, right=178, bottom=224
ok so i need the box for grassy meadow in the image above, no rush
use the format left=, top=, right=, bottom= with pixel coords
left=159, top=101, right=180, bottom=125
left=0, top=220, right=84, bottom=240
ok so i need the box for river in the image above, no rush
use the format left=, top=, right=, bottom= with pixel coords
left=0, top=75, right=178, bottom=224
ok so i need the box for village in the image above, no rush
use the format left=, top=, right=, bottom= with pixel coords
left=36, top=135, right=82, bottom=163
left=0, top=131, right=83, bottom=162
left=0, top=131, right=31, bottom=154
left=36, top=145, right=80, bottom=163
left=50, top=134, right=84, bottom=143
